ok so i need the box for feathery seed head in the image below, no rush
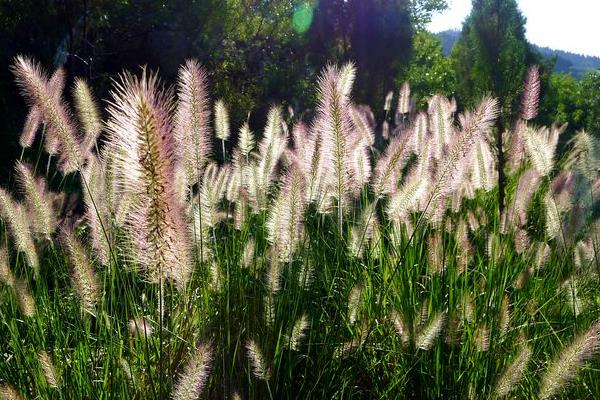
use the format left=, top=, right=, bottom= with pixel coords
left=265, top=166, right=307, bottom=262
left=176, top=59, right=211, bottom=186
left=350, top=105, right=375, bottom=147
left=390, top=310, right=410, bottom=347
left=214, top=99, right=231, bottom=141
left=288, top=314, right=310, bottom=351
left=499, top=294, right=511, bottom=338
left=348, top=283, right=364, bottom=324
left=338, top=62, right=356, bottom=97
left=384, top=90, right=393, bottom=112
left=237, top=122, right=255, bottom=158
left=15, top=161, right=56, bottom=240
left=0, top=385, right=25, bottom=400
left=474, top=324, right=490, bottom=352
left=20, top=107, right=41, bottom=148
left=12, top=56, right=83, bottom=173
left=494, top=344, right=532, bottom=398
left=172, top=342, right=213, bottom=400
left=128, top=317, right=153, bottom=337
left=431, top=97, right=498, bottom=200
left=266, top=256, right=282, bottom=295
left=386, top=167, right=428, bottom=223
left=522, top=125, right=560, bottom=176
left=427, top=232, right=445, bottom=275
left=397, top=81, right=411, bottom=116
left=0, top=189, right=39, bottom=273
left=38, top=351, right=59, bottom=388
left=14, top=279, right=36, bottom=317
left=314, top=63, right=357, bottom=212
left=416, top=312, right=446, bottom=350
left=460, top=294, right=474, bottom=323
left=349, top=203, right=379, bottom=257
left=106, top=69, right=192, bottom=288
left=562, top=277, right=585, bottom=317
left=372, top=132, right=414, bottom=197
left=73, top=78, right=102, bottom=155
left=242, top=239, right=255, bottom=268
left=62, top=229, right=100, bottom=315
left=0, top=246, right=15, bottom=288
left=539, top=320, right=600, bottom=400
left=428, top=95, right=453, bottom=156
left=521, top=65, right=540, bottom=121
left=81, top=154, right=113, bottom=266
left=246, top=339, right=271, bottom=381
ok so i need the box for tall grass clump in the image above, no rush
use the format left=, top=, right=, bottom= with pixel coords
left=1, top=55, right=600, bottom=399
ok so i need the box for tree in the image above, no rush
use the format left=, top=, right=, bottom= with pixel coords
left=408, top=0, right=448, bottom=29
left=579, top=71, right=600, bottom=136
left=451, top=0, right=537, bottom=210
left=309, top=0, right=414, bottom=111
left=399, top=30, right=456, bottom=108
left=539, top=73, right=582, bottom=132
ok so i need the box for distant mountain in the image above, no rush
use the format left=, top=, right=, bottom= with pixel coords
left=438, top=30, right=461, bottom=57
left=436, top=29, right=600, bottom=79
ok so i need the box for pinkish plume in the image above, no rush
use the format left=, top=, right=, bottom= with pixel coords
left=428, top=95, right=454, bottom=159
left=175, top=59, right=211, bottom=187
left=432, top=97, right=499, bottom=200
left=250, top=106, right=288, bottom=210
left=350, top=105, right=375, bottom=147
left=73, top=78, right=102, bottom=156
left=14, top=162, right=57, bottom=240
left=106, top=69, right=191, bottom=288
left=81, top=154, right=114, bottom=266
left=372, top=132, right=414, bottom=197
left=470, top=138, right=496, bottom=192
left=313, top=63, right=357, bottom=222
left=287, top=122, right=313, bottom=177
left=522, top=124, right=560, bottom=176
left=20, top=106, right=41, bottom=148
left=396, top=81, right=411, bottom=123
left=12, top=56, right=82, bottom=173
left=350, top=144, right=372, bottom=190
left=62, top=228, right=100, bottom=315
left=512, top=168, right=541, bottom=227
left=266, top=166, right=307, bottom=262
left=521, top=65, right=540, bottom=121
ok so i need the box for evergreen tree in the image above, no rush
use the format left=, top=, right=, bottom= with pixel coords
left=452, top=0, right=537, bottom=210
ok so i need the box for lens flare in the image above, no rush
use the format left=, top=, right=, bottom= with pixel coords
left=292, top=3, right=314, bottom=34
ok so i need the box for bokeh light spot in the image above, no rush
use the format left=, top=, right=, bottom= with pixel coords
left=292, top=3, right=314, bottom=34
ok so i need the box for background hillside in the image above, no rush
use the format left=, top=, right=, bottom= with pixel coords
left=438, top=29, right=600, bottom=79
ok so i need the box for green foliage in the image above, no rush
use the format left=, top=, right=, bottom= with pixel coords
left=399, top=30, right=456, bottom=108
left=542, top=73, right=581, bottom=127
left=451, top=0, right=535, bottom=117
left=579, top=71, right=600, bottom=135
left=540, top=70, right=600, bottom=140
left=408, top=0, right=449, bottom=28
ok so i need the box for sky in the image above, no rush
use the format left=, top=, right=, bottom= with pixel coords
left=427, top=0, right=600, bottom=57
